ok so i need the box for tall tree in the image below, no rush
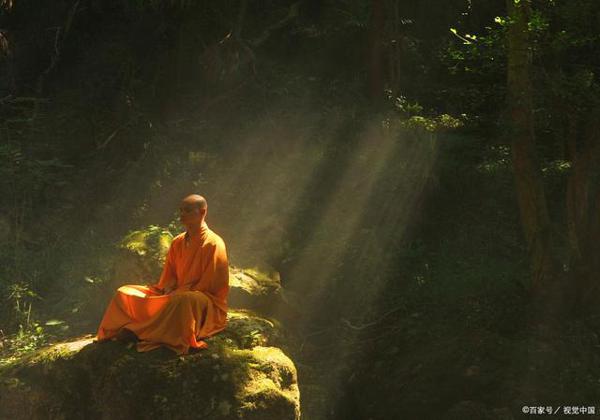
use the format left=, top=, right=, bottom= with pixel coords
left=505, top=0, right=563, bottom=316
left=565, top=106, right=600, bottom=311
left=368, top=0, right=384, bottom=102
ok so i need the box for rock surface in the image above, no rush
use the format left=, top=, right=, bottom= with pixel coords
left=228, top=265, right=286, bottom=316
left=0, top=309, right=300, bottom=420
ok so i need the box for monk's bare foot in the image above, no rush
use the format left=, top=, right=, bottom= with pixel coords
left=115, top=328, right=138, bottom=343
left=188, top=347, right=203, bottom=354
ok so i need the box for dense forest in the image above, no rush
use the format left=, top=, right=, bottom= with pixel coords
left=1, top=0, right=600, bottom=419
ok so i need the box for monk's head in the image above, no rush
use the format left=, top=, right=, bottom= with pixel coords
left=179, top=194, right=207, bottom=227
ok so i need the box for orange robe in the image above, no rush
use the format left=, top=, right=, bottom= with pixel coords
left=96, top=220, right=229, bottom=355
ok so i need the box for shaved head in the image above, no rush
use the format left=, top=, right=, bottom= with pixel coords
left=181, top=194, right=207, bottom=210
left=179, top=194, right=208, bottom=227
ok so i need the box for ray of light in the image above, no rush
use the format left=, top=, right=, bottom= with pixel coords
left=273, top=120, right=437, bottom=318
left=265, top=119, right=439, bottom=418
left=189, top=109, right=353, bottom=267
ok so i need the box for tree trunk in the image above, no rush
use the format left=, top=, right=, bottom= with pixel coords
left=505, top=0, right=563, bottom=318
left=566, top=106, right=600, bottom=314
left=387, top=0, right=403, bottom=96
left=368, top=0, right=385, bottom=103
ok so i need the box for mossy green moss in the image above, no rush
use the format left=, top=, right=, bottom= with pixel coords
left=119, top=225, right=173, bottom=265
left=229, top=266, right=281, bottom=295
left=228, top=266, right=284, bottom=317
left=0, top=313, right=300, bottom=419
left=224, top=309, right=283, bottom=349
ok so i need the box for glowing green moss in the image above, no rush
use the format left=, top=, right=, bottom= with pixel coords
left=119, top=225, right=173, bottom=263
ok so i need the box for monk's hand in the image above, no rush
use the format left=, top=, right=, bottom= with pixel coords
left=163, top=284, right=176, bottom=295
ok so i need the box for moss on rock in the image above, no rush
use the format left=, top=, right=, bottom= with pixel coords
left=228, top=266, right=285, bottom=316
left=222, top=309, right=284, bottom=349
left=111, top=225, right=174, bottom=288
left=0, top=308, right=300, bottom=419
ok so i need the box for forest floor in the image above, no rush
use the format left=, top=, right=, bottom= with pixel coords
left=287, top=287, right=600, bottom=419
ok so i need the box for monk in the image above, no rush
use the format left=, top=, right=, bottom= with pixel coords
left=95, top=194, right=229, bottom=355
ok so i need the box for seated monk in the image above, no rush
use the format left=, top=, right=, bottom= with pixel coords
left=95, top=194, right=229, bottom=355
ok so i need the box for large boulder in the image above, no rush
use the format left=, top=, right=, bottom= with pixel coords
left=0, top=224, right=302, bottom=419
left=0, top=309, right=300, bottom=420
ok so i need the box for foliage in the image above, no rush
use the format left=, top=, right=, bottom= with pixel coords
left=1, top=322, right=47, bottom=360
left=120, top=225, right=173, bottom=263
